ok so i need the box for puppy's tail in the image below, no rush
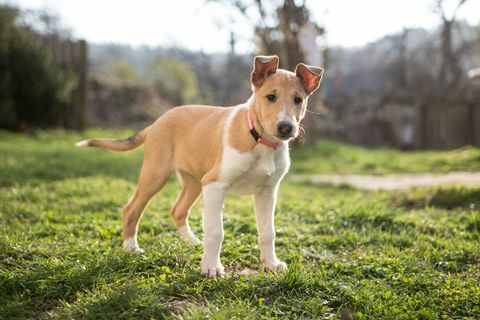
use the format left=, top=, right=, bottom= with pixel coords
left=76, top=126, right=150, bottom=152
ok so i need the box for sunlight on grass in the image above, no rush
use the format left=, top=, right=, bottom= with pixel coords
left=291, top=139, right=480, bottom=174
left=1, top=130, right=479, bottom=319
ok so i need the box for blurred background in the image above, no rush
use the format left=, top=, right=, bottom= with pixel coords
left=1, top=0, right=480, bottom=149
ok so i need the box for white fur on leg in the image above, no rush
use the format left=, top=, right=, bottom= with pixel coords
left=201, top=183, right=225, bottom=277
left=254, top=188, right=287, bottom=273
left=75, top=140, right=90, bottom=147
left=177, top=225, right=200, bottom=245
left=123, top=236, right=143, bottom=253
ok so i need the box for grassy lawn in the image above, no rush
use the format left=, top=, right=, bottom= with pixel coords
left=1, top=130, right=479, bottom=319
left=292, top=139, right=480, bottom=174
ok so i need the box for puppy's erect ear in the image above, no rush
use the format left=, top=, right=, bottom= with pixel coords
left=295, top=63, right=324, bottom=94
left=251, top=55, right=279, bottom=87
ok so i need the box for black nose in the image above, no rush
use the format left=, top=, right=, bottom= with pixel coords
left=277, top=121, right=293, bottom=136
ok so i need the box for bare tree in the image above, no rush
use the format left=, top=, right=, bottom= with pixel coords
left=384, top=28, right=410, bottom=92
left=212, top=0, right=324, bottom=70
left=433, top=0, right=469, bottom=88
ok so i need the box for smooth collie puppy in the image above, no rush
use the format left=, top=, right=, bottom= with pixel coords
left=77, top=55, right=324, bottom=276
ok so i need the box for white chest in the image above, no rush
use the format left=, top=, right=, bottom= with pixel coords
left=219, top=145, right=290, bottom=195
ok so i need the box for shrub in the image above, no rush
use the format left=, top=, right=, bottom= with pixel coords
left=0, top=5, right=74, bottom=130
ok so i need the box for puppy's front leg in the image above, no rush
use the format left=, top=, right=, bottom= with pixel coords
left=201, top=183, right=225, bottom=277
left=254, top=187, right=287, bottom=272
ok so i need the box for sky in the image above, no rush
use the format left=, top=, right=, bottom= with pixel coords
left=2, top=0, right=480, bottom=53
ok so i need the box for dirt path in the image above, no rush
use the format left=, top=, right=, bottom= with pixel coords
left=291, top=172, right=480, bottom=190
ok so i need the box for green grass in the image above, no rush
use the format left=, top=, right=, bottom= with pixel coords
left=292, top=139, right=480, bottom=174
left=1, top=130, right=480, bottom=319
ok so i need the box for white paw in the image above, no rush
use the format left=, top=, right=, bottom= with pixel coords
left=123, top=237, right=143, bottom=253
left=201, top=260, right=224, bottom=277
left=183, top=233, right=201, bottom=246
left=178, top=225, right=201, bottom=246
left=123, top=245, right=144, bottom=253
left=262, top=260, right=287, bottom=272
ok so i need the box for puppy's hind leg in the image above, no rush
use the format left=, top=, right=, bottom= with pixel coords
left=123, top=159, right=172, bottom=252
left=171, top=171, right=202, bottom=245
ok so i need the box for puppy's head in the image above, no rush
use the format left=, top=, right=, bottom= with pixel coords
left=250, top=55, right=324, bottom=141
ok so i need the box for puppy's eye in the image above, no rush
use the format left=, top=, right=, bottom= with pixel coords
left=266, top=94, right=276, bottom=102
left=294, top=96, right=303, bottom=105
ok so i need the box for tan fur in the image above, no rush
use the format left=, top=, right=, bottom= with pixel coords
left=228, top=70, right=313, bottom=152
left=228, top=108, right=257, bottom=153
left=171, top=171, right=202, bottom=228
left=80, top=126, right=150, bottom=151
left=253, top=69, right=309, bottom=139
left=145, top=106, right=230, bottom=184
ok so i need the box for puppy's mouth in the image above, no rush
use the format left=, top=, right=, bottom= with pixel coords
left=275, top=133, right=294, bottom=141
left=275, top=129, right=298, bottom=141
left=260, top=120, right=296, bottom=141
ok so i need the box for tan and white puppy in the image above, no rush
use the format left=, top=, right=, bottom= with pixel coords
left=77, top=55, right=323, bottom=277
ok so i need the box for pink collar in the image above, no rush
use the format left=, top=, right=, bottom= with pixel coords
left=247, top=107, right=282, bottom=149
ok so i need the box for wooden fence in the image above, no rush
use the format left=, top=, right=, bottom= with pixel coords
left=317, top=96, right=480, bottom=150
left=419, top=101, right=480, bottom=149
